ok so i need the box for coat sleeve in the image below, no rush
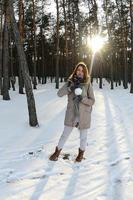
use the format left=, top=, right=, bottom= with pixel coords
left=57, top=82, right=72, bottom=97
left=81, top=83, right=95, bottom=106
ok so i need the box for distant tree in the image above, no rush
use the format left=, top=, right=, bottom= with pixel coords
left=55, top=0, right=60, bottom=89
left=104, top=0, right=114, bottom=89
left=18, top=0, right=24, bottom=94
left=0, top=0, right=3, bottom=95
left=62, top=0, right=69, bottom=78
left=115, top=0, right=128, bottom=89
left=130, top=0, right=133, bottom=93
left=31, top=0, right=37, bottom=89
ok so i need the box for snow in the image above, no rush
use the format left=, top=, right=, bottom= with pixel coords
left=0, top=79, right=133, bottom=200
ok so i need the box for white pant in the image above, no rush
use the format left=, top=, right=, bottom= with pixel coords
left=57, top=126, right=88, bottom=151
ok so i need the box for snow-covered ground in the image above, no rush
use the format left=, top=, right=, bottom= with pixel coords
left=0, top=79, right=133, bottom=200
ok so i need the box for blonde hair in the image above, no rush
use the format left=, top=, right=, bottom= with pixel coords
left=68, top=62, right=90, bottom=83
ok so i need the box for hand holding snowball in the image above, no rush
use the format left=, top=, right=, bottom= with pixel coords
left=74, top=88, right=82, bottom=96
left=74, top=88, right=83, bottom=102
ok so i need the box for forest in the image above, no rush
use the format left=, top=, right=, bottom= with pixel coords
left=0, top=0, right=133, bottom=126
left=1, top=2, right=133, bottom=199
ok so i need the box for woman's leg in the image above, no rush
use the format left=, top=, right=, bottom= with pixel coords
left=49, top=126, right=73, bottom=161
left=79, top=129, right=88, bottom=151
left=75, top=129, right=88, bottom=162
left=57, top=126, right=74, bottom=150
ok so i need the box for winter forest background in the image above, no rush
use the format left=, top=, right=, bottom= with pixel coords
left=0, top=1, right=133, bottom=200
left=0, top=0, right=133, bottom=125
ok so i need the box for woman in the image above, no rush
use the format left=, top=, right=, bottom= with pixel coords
left=49, top=62, right=95, bottom=162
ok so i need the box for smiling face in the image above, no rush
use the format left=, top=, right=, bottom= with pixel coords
left=69, top=62, right=89, bottom=83
left=76, top=66, right=84, bottom=79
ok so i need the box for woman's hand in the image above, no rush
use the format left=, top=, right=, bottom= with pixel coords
left=67, top=81, right=75, bottom=92
left=77, top=95, right=83, bottom=102
left=73, top=88, right=83, bottom=103
left=73, top=95, right=83, bottom=103
left=73, top=75, right=83, bottom=88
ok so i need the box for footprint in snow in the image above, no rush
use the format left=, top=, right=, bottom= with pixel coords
left=110, top=157, right=130, bottom=167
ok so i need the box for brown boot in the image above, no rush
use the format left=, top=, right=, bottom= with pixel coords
left=49, top=146, right=62, bottom=161
left=75, top=148, right=85, bottom=162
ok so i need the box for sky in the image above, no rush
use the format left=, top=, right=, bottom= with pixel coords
left=45, top=0, right=104, bottom=20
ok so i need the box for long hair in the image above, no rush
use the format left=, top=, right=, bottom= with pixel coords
left=68, top=62, right=90, bottom=83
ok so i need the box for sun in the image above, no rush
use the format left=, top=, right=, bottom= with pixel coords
left=87, top=35, right=106, bottom=53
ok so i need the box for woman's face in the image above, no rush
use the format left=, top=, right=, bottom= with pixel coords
left=76, top=66, right=84, bottom=78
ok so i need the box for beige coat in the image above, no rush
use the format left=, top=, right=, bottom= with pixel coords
left=57, top=79, right=95, bottom=129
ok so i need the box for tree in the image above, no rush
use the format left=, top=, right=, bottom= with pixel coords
left=62, top=0, right=69, bottom=78
left=0, top=0, right=3, bottom=95
left=8, top=0, right=38, bottom=126
left=74, top=0, right=82, bottom=60
left=3, top=1, right=10, bottom=100
left=104, top=0, right=114, bottom=89
left=115, top=0, right=128, bottom=89
left=55, top=0, right=60, bottom=89
left=130, top=0, right=133, bottom=93
left=31, top=0, right=37, bottom=89
left=18, top=0, right=25, bottom=94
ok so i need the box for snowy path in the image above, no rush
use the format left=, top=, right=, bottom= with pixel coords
left=0, top=81, right=133, bottom=200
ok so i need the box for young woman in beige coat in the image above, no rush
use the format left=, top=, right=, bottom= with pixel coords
left=49, top=62, right=95, bottom=162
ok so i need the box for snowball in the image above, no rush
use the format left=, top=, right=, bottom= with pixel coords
left=74, top=88, right=82, bottom=95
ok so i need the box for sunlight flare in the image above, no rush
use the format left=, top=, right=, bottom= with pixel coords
left=87, top=35, right=106, bottom=53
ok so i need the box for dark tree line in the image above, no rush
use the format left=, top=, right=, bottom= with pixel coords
left=0, top=0, right=133, bottom=125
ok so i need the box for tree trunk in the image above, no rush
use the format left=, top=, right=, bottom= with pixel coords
left=72, top=5, right=76, bottom=67
left=0, top=1, right=3, bottom=95
left=18, top=0, right=24, bottom=94
left=8, top=0, right=38, bottom=126
left=62, top=0, right=69, bottom=78
left=130, top=0, right=133, bottom=93
left=99, top=53, right=103, bottom=89
left=18, top=67, right=24, bottom=94
left=32, top=0, right=37, bottom=89
left=75, top=0, right=82, bottom=60
left=40, top=27, right=46, bottom=84
left=115, top=0, right=128, bottom=89
left=105, top=0, right=114, bottom=89
left=55, top=0, right=60, bottom=89
left=3, top=3, right=10, bottom=100
left=9, top=34, right=15, bottom=91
